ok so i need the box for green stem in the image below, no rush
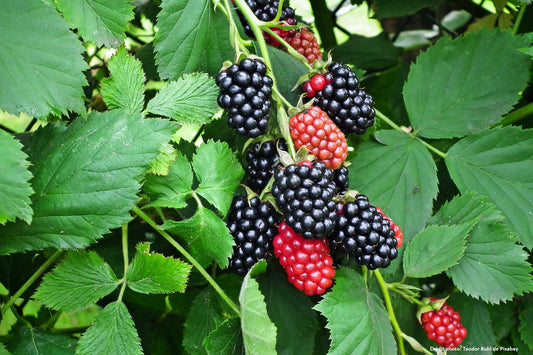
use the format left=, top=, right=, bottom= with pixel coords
left=513, top=5, right=526, bottom=35
left=498, top=101, right=533, bottom=126
left=132, top=205, right=241, bottom=317
left=262, top=27, right=313, bottom=70
left=374, top=270, right=406, bottom=355
left=117, top=223, right=130, bottom=302
left=1, top=250, right=64, bottom=315
left=374, top=108, right=401, bottom=130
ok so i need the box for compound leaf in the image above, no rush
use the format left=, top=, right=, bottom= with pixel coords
left=56, top=0, right=134, bottom=48
left=349, top=130, right=438, bottom=240
left=445, top=126, right=533, bottom=248
left=0, top=130, right=33, bottom=224
left=162, top=206, right=234, bottom=268
left=146, top=72, right=219, bottom=125
left=193, top=140, right=244, bottom=216
left=239, top=261, right=277, bottom=355
left=126, top=242, right=192, bottom=294
left=0, top=110, right=175, bottom=254
left=101, top=47, right=146, bottom=113
left=0, top=0, right=87, bottom=118
left=5, top=326, right=76, bottom=355
left=404, top=30, right=531, bottom=138
left=76, top=301, right=142, bottom=355
left=403, top=222, right=475, bottom=278
left=314, top=267, right=396, bottom=354
left=34, top=251, right=119, bottom=312
left=154, top=0, right=234, bottom=79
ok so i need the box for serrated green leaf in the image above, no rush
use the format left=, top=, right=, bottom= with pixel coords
left=429, top=192, right=502, bottom=226
left=193, top=140, right=244, bottom=216
left=349, top=130, right=438, bottom=240
left=0, top=0, right=87, bottom=118
left=313, top=267, right=396, bottom=354
left=0, top=342, right=9, bottom=355
left=126, top=242, right=192, bottom=294
left=0, top=110, right=175, bottom=254
left=146, top=72, right=219, bottom=125
left=445, top=127, right=533, bottom=248
left=5, top=326, right=76, bottom=355
left=403, top=222, right=475, bottom=278
left=204, top=317, right=244, bottom=355
left=162, top=206, right=234, bottom=268
left=404, top=30, right=531, bottom=139
left=34, top=251, right=119, bottom=312
left=239, top=261, right=277, bottom=355
left=519, top=301, right=533, bottom=350
left=258, top=262, right=318, bottom=355
left=144, top=152, right=193, bottom=208
left=154, top=0, right=234, bottom=79
left=100, top=47, right=146, bottom=113
left=0, top=130, right=33, bottom=224
left=56, top=0, right=134, bottom=48
left=147, top=141, right=177, bottom=176
left=76, top=301, right=142, bottom=355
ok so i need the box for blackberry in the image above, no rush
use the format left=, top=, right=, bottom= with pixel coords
left=305, top=62, right=375, bottom=135
left=329, top=194, right=398, bottom=269
left=332, top=165, right=349, bottom=195
left=216, top=58, right=273, bottom=138
left=271, top=160, right=337, bottom=239
left=227, top=195, right=280, bottom=275
left=245, top=139, right=287, bottom=193
left=236, top=0, right=296, bottom=39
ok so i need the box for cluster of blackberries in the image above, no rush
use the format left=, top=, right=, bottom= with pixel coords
left=245, top=139, right=287, bottom=193
left=329, top=194, right=398, bottom=269
left=304, top=62, right=376, bottom=135
left=216, top=58, right=273, bottom=138
left=227, top=195, right=280, bottom=275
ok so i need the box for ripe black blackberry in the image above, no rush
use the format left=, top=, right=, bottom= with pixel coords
left=245, top=139, right=287, bottom=193
left=308, top=62, right=375, bottom=135
left=333, top=165, right=349, bottom=195
left=236, top=0, right=296, bottom=39
left=271, top=161, right=337, bottom=239
left=329, top=194, right=398, bottom=269
left=227, top=195, right=280, bottom=275
left=216, top=58, right=273, bottom=138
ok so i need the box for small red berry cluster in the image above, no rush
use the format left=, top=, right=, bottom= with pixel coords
left=420, top=298, right=467, bottom=349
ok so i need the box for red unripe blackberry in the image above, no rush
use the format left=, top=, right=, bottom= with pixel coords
left=289, top=106, right=348, bottom=169
left=245, top=139, right=287, bottom=193
left=216, top=58, right=273, bottom=138
left=329, top=194, right=398, bottom=269
left=375, top=207, right=403, bottom=248
left=271, top=160, right=337, bottom=239
left=273, top=222, right=335, bottom=295
left=227, top=195, right=281, bottom=275
left=420, top=299, right=467, bottom=349
left=288, top=28, right=323, bottom=64
left=303, top=62, right=375, bottom=135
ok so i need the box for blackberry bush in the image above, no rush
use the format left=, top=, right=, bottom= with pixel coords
left=216, top=58, right=273, bottom=137
left=245, top=138, right=287, bottom=193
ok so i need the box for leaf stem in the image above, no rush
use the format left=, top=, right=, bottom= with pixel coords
left=374, top=269, right=406, bottom=355
left=132, top=205, right=241, bottom=317
left=117, top=223, right=130, bottom=302
left=513, top=5, right=526, bottom=35
left=1, top=249, right=64, bottom=316
left=497, top=101, right=533, bottom=126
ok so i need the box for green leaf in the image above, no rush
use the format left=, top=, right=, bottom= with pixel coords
left=258, top=263, right=318, bottom=355
left=146, top=72, right=219, bottom=125
left=445, top=127, right=533, bottom=248
left=239, top=261, right=277, bottom=355
left=162, top=206, right=234, bottom=268
left=429, top=192, right=502, bottom=226
left=100, top=47, right=146, bottom=113
left=55, top=0, right=134, bottom=48
left=144, top=152, right=193, bottom=208
left=147, top=141, right=177, bottom=176
left=154, top=0, right=234, bottom=79
left=372, top=0, right=437, bottom=18
left=0, top=110, right=175, bottom=254
left=126, top=242, right=192, bottom=294
left=0, top=343, right=9, bottom=355
left=349, top=130, right=438, bottom=239
left=314, top=267, right=396, bottom=354
left=34, top=251, right=119, bottom=312
left=519, top=301, right=533, bottom=350
left=204, top=317, right=244, bottom=355
left=193, top=140, right=244, bottom=216
left=5, top=326, right=76, bottom=355
left=333, top=32, right=401, bottom=71
left=403, top=222, right=475, bottom=278
left=267, top=46, right=309, bottom=106
left=0, top=0, right=87, bottom=118
left=76, top=301, right=142, bottom=355
left=0, top=130, right=33, bottom=224
left=403, top=30, right=531, bottom=138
